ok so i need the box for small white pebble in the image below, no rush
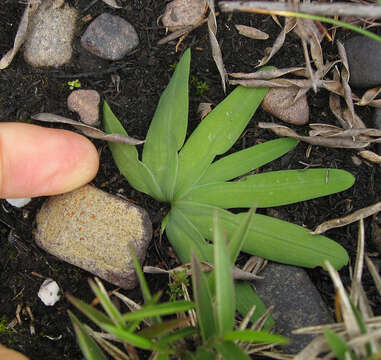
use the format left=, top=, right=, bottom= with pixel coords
left=38, top=279, right=61, bottom=306
left=6, top=198, right=31, bottom=208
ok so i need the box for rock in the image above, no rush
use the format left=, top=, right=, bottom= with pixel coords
left=35, top=185, right=152, bottom=289
left=373, top=107, right=381, bottom=154
left=23, top=0, right=77, bottom=67
left=343, top=36, right=381, bottom=88
left=261, top=87, right=309, bottom=125
left=67, top=89, right=100, bottom=126
left=255, top=262, right=333, bottom=354
left=161, top=0, right=206, bottom=31
left=81, top=13, right=139, bottom=61
left=38, top=279, right=61, bottom=306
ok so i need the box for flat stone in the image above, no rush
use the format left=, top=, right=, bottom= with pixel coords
left=23, top=0, right=77, bottom=67
left=161, top=0, right=206, bottom=31
left=35, top=185, right=152, bottom=289
left=261, top=87, right=309, bottom=125
left=344, top=36, right=381, bottom=88
left=81, top=13, right=139, bottom=60
left=255, top=262, right=333, bottom=354
left=67, top=89, right=100, bottom=126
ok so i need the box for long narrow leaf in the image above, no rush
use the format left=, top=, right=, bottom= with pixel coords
left=137, top=317, right=190, bottom=339
left=223, top=329, right=288, bottom=344
left=198, top=138, right=298, bottom=184
left=68, top=311, right=108, bottom=360
left=216, top=341, right=251, bottom=360
left=184, top=169, right=355, bottom=208
left=213, top=213, right=235, bottom=336
left=103, top=101, right=165, bottom=200
left=176, top=201, right=348, bottom=269
left=191, top=252, right=218, bottom=341
left=174, top=85, right=269, bottom=199
left=142, top=49, right=190, bottom=200
left=324, top=329, right=356, bottom=360
left=155, top=326, right=199, bottom=347
left=130, top=248, right=152, bottom=304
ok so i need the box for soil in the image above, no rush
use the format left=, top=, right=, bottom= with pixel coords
left=0, top=1, right=380, bottom=359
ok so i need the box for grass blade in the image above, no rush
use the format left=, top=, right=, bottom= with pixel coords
left=184, top=169, right=355, bottom=208
left=198, top=138, right=298, bottom=184
left=103, top=101, right=165, bottom=201
left=130, top=247, right=152, bottom=304
left=137, top=317, right=190, bottom=339
left=68, top=311, right=108, bottom=360
left=216, top=341, right=251, bottom=360
left=223, top=329, right=288, bottom=344
left=324, top=329, right=356, bottom=360
left=155, top=326, right=198, bottom=347
left=213, top=213, right=235, bottom=336
left=142, top=49, right=190, bottom=201
left=191, top=252, right=217, bottom=341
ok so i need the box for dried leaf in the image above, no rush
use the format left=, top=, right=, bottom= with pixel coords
left=197, top=102, right=213, bottom=119
left=235, top=24, right=269, bottom=40
left=0, top=0, right=40, bottom=70
left=229, top=67, right=306, bottom=80
left=365, top=255, right=381, bottom=297
left=356, top=86, right=381, bottom=106
left=32, top=113, right=145, bottom=145
left=358, top=150, right=381, bottom=164
left=206, top=0, right=227, bottom=93
left=313, top=202, right=381, bottom=234
left=230, top=77, right=313, bottom=89
left=257, top=17, right=296, bottom=67
left=101, top=0, right=122, bottom=8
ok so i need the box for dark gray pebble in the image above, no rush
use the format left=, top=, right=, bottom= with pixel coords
left=344, top=36, right=381, bottom=89
left=81, top=13, right=139, bottom=61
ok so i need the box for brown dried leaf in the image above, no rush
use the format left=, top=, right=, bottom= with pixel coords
left=356, top=86, right=381, bottom=106
left=101, top=0, right=122, bottom=8
left=235, top=24, right=269, bottom=40
left=312, top=202, right=381, bottom=235
left=32, top=113, right=145, bottom=145
left=256, top=17, right=296, bottom=67
left=230, top=78, right=312, bottom=89
left=197, top=102, right=213, bottom=119
left=206, top=0, right=227, bottom=93
left=229, top=67, right=306, bottom=80
left=0, top=0, right=40, bottom=70
left=358, top=150, right=381, bottom=164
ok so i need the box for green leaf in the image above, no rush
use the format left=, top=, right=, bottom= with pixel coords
left=130, top=248, right=152, bottom=304
left=235, top=282, right=274, bottom=330
left=101, top=323, right=155, bottom=350
left=68, top=311, right=108, bottom=360
left=176, top=202, right=349, bottom=269
left=121, top=301, right=195, bottom=322
left=142, top=49, right=190, bottom=201
left=88, top=279, right=126, bottom=330
left=223, top=329, right=288, bottom=344
left=213, top=213, right=235, bottom=336
left=216, top=341, right=251, bottom=360
left=198, top=138, right=298, bottom=184
left=229, top=207, right=255, bottom=264
left=174, top=85, right=269, bottom=199
left=193, top=347, right=217, bottom=360
left=103, top=101, right=165, bottom=201
left=191, top=252, right=218, bottom=341
left=184, top=169, right=355, bottom=208
left=155, top=326, right=199, bottom=347
left=165, top=207, right=214, bottom=263
left=138, top=317, right=190, bottom=339
left=324, top=329, right=356, bottom=360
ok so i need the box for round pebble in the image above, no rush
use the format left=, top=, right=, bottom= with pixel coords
left=67, top=89, right=100, bottom=126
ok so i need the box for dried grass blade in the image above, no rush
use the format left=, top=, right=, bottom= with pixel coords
left=230, top=78, right=312, bottom=88
left=206, top=0, right=227, bottom=93
left=238, top=304, right=256, bottom=331
left=229, top=67, right=306, bottom=80
left=101, top=0, right=122, bottom=8
left=257, top=17, right=296, bottom=67
left=365, top=255, right=381, bottom=297
left=32, top=113, right=145, bottom=145
left=235, top=24, right=269, bottom=40
left=358, top=150, right=381, bottom=164
left=353, top=219, right=365, bottom=285
left=0, top=0, right=40, bottom=70
left=313, top=202, right=381, bottom=235
left=356, top=86, right=381, bottom=106
left=294, top=335, right=330, bottom=360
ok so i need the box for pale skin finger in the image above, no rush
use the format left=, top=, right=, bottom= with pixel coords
left=0, top=123, right=99, bottom=198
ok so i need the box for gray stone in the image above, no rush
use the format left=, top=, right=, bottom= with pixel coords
left=344, top=36, right=381, bottom=88
left=81, top=13, right=139, bottom=61
left=23, top=0, right=77, bottom=67
left=255, top=262, right=333, bottom=354
left=67, top=89, right=100, bottom=126
left=372, top=108, right=381, bottom=154
left=35, top=185, right=152, bottom=289
left=261, top=87, right=309, bottom=125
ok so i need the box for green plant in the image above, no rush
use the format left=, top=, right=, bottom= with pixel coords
left=67, top=79, right=81, bottom=90
left=103, top=48, right=354, bottom=321
left=68, top=212, right=288, bottom=359
left=166, top=270, right=189, bottom=302
left=191, top=76, right=209, bottom=96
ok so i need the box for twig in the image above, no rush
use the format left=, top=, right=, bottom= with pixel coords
left=219, top=1, right=381, bottom=18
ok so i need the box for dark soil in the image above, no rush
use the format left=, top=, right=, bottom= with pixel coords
left=0, top=1, right=380, bottom=359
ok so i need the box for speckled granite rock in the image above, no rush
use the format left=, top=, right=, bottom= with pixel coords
left=35, top=185, right=152, bottom=289
left=81, top=13, right=139, bottom=60
left=255, top=262, right=333, bottom=354
left=344, top=36, right=381, bottom=88
left=23, top=0, right=77, bottom=67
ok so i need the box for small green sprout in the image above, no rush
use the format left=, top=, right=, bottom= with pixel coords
left=191, top=75, right=209, bottom=95
left=166, top=270, right=189, bottom=302
left=67, top=79, right=81, bottom=90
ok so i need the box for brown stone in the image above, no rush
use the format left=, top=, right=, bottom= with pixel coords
left=35, top=185, right=152, bottom=289
left=262, top=87, right=309, bottom=125
left=67, top=89, right=100, bottom=126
